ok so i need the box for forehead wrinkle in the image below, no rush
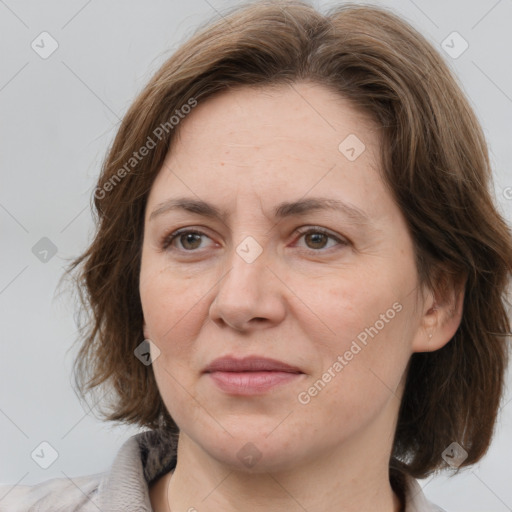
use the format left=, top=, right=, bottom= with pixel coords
left=149, top=196, right=373, bottom=230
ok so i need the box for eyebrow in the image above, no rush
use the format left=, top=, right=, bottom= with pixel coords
left=149, top=196, right=371, bottom=225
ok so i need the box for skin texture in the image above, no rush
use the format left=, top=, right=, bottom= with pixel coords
left=140, top=81, right=463, bottom=512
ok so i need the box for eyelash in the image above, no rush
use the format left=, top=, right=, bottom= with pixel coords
left=160, top=226, right=348, bottom=253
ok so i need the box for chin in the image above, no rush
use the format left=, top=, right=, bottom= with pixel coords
left=211, top=439, right=305, bottom=474
left=183, top=419, right=309, bottom=474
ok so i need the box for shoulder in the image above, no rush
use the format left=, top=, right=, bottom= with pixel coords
left=0, top=473, right=104, bottom=512
left=0, top=430, right=177, bottom=512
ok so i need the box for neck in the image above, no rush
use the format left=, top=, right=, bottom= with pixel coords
left=159, top=415, right=403, bottom=512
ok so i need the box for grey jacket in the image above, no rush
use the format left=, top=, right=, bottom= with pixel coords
left=0, top=430, right=446, bottom=511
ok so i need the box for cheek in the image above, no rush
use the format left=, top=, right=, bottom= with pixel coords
left=297, top=301, right=412, bottom=437
left=313, top=274, right=414, bottom=384
left=152, top=359, right=206, bottom=435
left=318, top=280, right=391, bottom=344
left=141, top=273, right=207, bottom=425
left=140, top=261, right=208, bottom=358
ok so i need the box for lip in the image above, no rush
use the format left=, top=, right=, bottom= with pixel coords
left=203, top=356, right=304, bottom=395
left=204, top=356, right=302, bottom=373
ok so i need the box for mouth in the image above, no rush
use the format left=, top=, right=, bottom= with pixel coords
left=203, top=356, right=304, bottom=395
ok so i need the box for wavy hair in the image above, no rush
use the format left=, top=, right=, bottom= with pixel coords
left=63, top=0, right=512, bottom=479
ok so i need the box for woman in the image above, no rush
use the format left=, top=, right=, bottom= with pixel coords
left=1, top=1, right=511, bottom=511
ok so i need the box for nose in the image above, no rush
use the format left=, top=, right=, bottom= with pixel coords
left=208, top=245, right=286, bottom=331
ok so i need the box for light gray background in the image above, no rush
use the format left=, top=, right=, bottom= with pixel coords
left=1, top=1, right=511, bottom=511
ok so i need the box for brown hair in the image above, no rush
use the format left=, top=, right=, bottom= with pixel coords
left=63, top=0, right=512, bottom=479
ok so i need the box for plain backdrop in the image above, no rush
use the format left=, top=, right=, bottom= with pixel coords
left=1, top=1, right=511, bottom=511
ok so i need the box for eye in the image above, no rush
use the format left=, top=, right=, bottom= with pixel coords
left=160, top=226, right=348, bottom=253
left=161, top=229, right=215, bottom=251
left=294, top=227, right=348, bottom=251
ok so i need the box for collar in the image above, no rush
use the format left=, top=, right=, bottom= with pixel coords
left=96, top=429, right=177, bottom=511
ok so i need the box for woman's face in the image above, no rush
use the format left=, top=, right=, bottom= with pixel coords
left=140, top=82, right=429, bottom=472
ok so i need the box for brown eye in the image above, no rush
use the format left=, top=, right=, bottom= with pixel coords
left=162, top=229, right=212, bottom=251
left=304, top=232, right=329, bottom=249
left=295, top=227, right=348, bottom=252
left=179, top=232, right=203, bottom=250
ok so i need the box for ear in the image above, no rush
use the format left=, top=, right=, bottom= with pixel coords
left=412, top=273, right=466, bottom=353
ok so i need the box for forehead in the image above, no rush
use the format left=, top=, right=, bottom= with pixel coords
left=173, top=81, right=377, bottom=159
left=147, top=82, right=384, bottom=219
